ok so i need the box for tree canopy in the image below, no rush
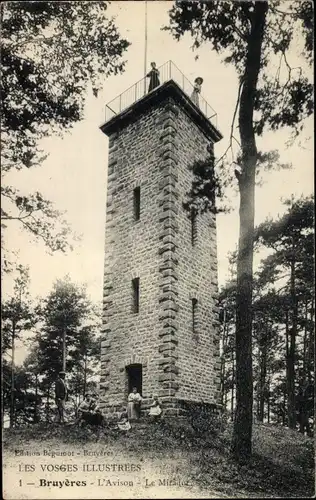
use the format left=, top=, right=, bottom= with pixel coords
left=1, top=2, right=130, bottom=262
left=36, top=276, right=95, bottom=379
left=167, top=1, right=313, bottom=136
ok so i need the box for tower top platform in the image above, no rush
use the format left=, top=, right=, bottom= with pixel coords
left=100, top=60, right=223, bottom=143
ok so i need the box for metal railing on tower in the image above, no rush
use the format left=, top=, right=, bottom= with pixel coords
left=104, top=61, right=218, bottom=129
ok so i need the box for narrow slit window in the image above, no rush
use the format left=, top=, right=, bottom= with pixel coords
left=132, top=278, right=140, bottom=313
left=133, top=187, right=141, bottom=221
left=191, top=211, right=197, bottom=246
left=192, top=298, right=198, bottom=336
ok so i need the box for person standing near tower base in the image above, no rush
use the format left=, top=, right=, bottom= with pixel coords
left=55, top=371, right=68, bottom=424
left=127, top=387, right=142, bottom=421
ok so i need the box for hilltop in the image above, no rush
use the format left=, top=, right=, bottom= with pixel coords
left=2, top=420, right=314, bottom=499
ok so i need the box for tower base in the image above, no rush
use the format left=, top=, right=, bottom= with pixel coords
left=101, top=397, right=222, bottom=422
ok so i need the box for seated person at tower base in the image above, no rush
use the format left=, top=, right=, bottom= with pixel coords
left=148, top=395, right=162, bottom=421
left=117, top=411, right=131, bottom=431
left=78, top=393, right=105, bottom=427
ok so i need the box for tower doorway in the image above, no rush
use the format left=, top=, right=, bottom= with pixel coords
left=126, top=364, right=142, bottom=395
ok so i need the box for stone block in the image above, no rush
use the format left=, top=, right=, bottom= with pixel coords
left=161, top=334, right=178, bottom=345
left=158, top=373, right=177, bottom=383
left=158, top=389, right=176, bottom=398
left=161, top=381, right=179, bottom=391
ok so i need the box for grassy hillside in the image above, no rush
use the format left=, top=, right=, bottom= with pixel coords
left=3, top=420, right=314, bottom=498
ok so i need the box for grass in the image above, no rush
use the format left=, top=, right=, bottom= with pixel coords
left=3, top=420, right=315, bottom=498
left=187, top=422, right=315, bottom=498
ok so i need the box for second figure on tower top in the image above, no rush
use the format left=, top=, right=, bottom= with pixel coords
left=191, top=76, right=203, bottom=108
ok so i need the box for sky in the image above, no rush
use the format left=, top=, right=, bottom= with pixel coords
left=3, top=1, right=314, bottom=363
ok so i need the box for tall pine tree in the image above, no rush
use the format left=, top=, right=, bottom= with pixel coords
left=166, top=0, right=313, bottom=459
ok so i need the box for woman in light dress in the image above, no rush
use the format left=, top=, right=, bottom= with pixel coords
left=127, top=387, right=142, bottom=421
left=191, top=76, right=203, bottom=108
left=149, top=395, right=162, bottom=421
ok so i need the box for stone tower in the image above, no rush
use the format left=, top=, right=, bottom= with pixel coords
left=100, top=64, right=223, bottom=417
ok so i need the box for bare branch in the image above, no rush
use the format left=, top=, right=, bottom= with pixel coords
left=232, top=135, right=241, bottom=148
left=1, top=208, right=42, bottom=222
left=269, top=6, right=297, bottom=18
left=231, top=24, right=248, bottom=42
left=215, top=77, right=243, bottom=168
left=2, top=215, right=29, bottom=221
left=18, top=218, right=51, bottom=247
left=274, top=52, right=283, bottom=87
left=215, top=144, right=231, bottom=169
left=5, top=31, right=65, bottom=51
left=230, top=78, right=243, bottom=159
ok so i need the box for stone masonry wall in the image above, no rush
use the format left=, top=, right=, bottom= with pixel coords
left=100, top=95, right=220, bottom=416
left=100, top=104, right=163, bottom=414
left=174, top=105, right=221, bottom=406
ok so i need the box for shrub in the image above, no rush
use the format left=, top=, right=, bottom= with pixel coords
left=182, top=401, right=225, bottom=437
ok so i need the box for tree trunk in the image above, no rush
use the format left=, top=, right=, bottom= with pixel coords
left=282, top=386, right=287, bottom=426
left=267, top=376, right=270, bottom=423
left=287, top=259, right=297, bottom=429
left=83, top=355, right=87, bottom=397
left=34, top=374, right=38, bottom=423
left=231, top=350, right=235, bottom=421
left=1, top=391, right=4, bottom=429
left=258, top=342, right=267, bottom=422
left=285, top=309, right=292, bottom=428
left=302, top=299, right=308, bottom=383
left=46, top=389, right=50, bottom=423
left=62, top=328, right=66, bottom=372
left=308, top=298, right=314, bottom=385
left=232, top=1, right=268, bottom=461
left=255, top=348, right=260, bottom=422
left=233, top=168, right=256, bottom=449
left=10, top=323, right=16, bottom=428
left=224, top=383, right=228, bottom=409
left=220, top=309, right=227, bottom=407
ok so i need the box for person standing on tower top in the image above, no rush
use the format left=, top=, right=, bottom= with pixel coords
left=146, top=62, right=160, bottom=92
left=191, top=76, right=203, bottom=108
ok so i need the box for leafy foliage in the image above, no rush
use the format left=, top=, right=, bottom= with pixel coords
left=1, top=265, right=37, bottom=426
left=182, top=149, right=225, bottom=215
left=2, top=276, right=101, bottom=426
left=1, top=2, right=130, bottom=260
left=255, top=196, right=314, bottom=251
left=36, top=276, right=99, bottom=381
left=1, top=266, right=35, bottom=356
left=1, top=2, right=129, bottom=159
left=1, top=187, right=74, bottom=257
left=167, top=1, right=313, bottom=136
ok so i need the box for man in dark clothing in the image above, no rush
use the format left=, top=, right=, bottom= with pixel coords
left=146, top=62, right=160, bottom=92
left=55, top=371, right=67, bottom=423
left=297, top=384, right=314, bottom=436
